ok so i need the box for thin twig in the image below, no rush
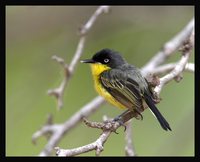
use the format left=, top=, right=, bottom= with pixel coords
left=34, top=11, right=194, bottom=156
left=79, top=6, right=110, bottom=35
left=123, top=20, right=193, bottom=155
left=54, top=18, right=194, bottom=157
left=55, top=118, right=120, bottom=156
left=55, top=113, right=138, bottom=156
left=154, top=29, right=194, bottom=94
left=55, top=130, right=112, bottom=156
left=32, top=96, right=105, bottom=156
left=141, top=18, right=194, bottom=76
left=152, top=62, right=194, bottom=75
left=48, top=6, right=110, bottom=110
left=124, top=120, right=135, bottom=156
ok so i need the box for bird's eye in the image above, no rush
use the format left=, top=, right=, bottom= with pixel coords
left=104, top=58, right=110, bottom=63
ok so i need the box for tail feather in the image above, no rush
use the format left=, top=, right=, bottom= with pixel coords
left=144, top=93, right=171, bottom=131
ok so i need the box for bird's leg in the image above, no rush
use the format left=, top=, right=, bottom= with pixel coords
left=113, top=110, right=136, bottom=131
left=113, top=109, right=130, bottom=122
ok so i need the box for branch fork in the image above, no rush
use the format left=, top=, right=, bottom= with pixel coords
left=54, top=118, right=121, bottom=156
left=47, top=6, right=110, bottom=110
left=33, top=6, right=194, bottom=156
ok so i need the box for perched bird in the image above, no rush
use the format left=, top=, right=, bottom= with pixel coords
left=81, top=49, right=171, bottom=131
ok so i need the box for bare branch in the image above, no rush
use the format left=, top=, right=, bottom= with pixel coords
left=154, top=29, right=194, bottom=95
left=32, top=96, right=105, bottom=156
left=68, top=37, right=86, bottom=74
left=79, top=6, right=110, bottom=35
left=53, top=18, right=194, bottom=157
left=152, top=62, right=194, bottom=75
left=55, top=119, right=120, bottom=156
left=154, top=53, right=189, bottom=94
left=185, top=63, right=194, bottom=72
left=141, top=18, right=194, bottom=76
left=51, top=55, right=65, bottom=66
left=55, top=130, right=110, bottom=156
left=34, top=8, right=194, bottom=156
left=124, top=120, right=135, bottom=156
left=55, top=111, right=139, bottom=156
left=48, top=6, right=110, bottom=109
left=55, top=119, right=121, bottom=156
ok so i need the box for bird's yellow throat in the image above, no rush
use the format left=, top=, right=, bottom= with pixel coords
left=90, top=63, right=110, bottom=76
left=90, top=63, right=126, bottom=109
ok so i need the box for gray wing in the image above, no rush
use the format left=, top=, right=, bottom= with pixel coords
left=100, top=68, right=171, bottom=131
left=100, top=69, right=144, bottom=112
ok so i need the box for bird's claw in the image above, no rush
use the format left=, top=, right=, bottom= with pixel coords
left=113, top=117, right=127, bottom=132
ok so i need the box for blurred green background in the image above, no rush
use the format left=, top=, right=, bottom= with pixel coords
left=6, top=6, right=194, bottom=156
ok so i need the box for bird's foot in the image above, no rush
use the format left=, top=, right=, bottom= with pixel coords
left=113, top=116, right=127, bottom=132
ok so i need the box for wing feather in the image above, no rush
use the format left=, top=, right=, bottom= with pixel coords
left=100, top=69, right=143, bottom=111
left=100, top=68, right=171, bottom=131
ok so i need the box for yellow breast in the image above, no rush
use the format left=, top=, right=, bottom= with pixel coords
left=90, top=63, right=126, bottom=109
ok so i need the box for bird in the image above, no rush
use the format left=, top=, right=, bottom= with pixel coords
left=81, top=48, right=171, bottom=131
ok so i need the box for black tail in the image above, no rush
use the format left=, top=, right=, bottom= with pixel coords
left=144, top=93, right=171, bottom=131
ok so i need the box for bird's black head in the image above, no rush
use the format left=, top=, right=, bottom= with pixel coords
left=81, top=49, right=126, bottom=68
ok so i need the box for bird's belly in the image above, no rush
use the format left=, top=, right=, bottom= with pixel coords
left=90, top=63, right=126, bottom=109
left=94, top=78, right=126, bottom=110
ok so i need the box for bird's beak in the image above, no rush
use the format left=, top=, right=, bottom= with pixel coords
left=80, top=59, right=95, bottom=63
